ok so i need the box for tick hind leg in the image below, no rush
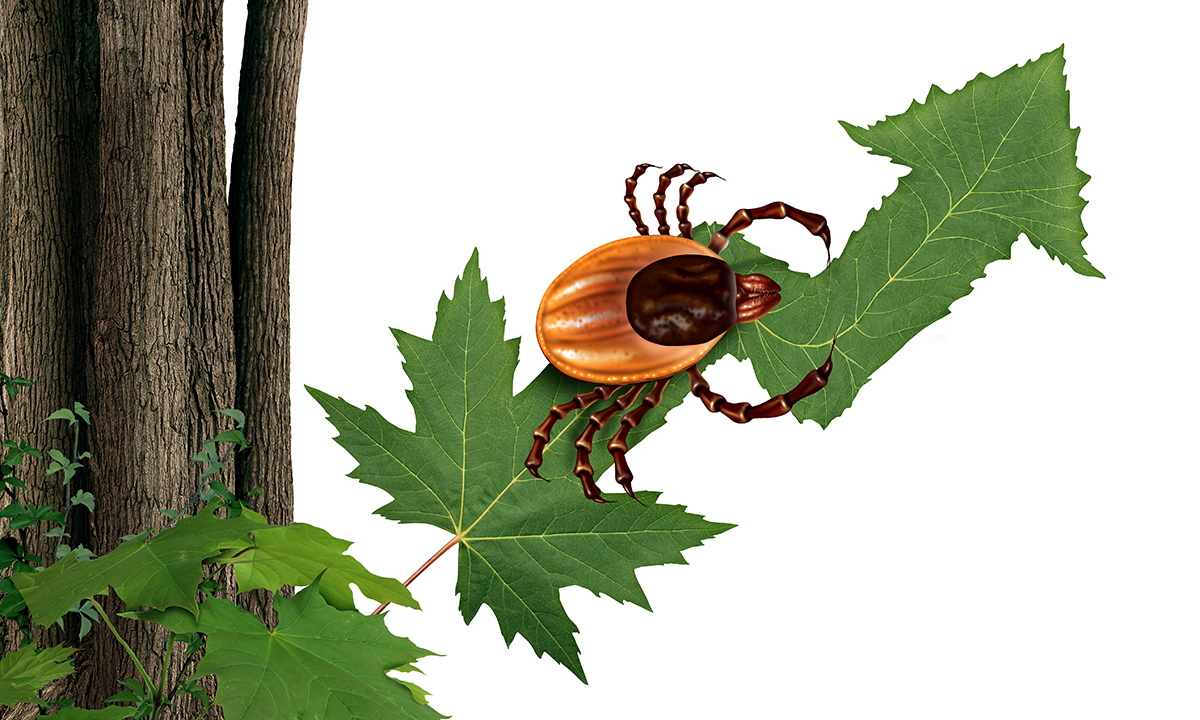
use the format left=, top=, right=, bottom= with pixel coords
left=686, top=343, right=835, bottom=423
left=573, top=384, right=647, bottom=502
left=624, top=163, right=660, bottom=235
left=526, top=384, right=618, bottom=480
left=607, top=377, right=672, bottom=500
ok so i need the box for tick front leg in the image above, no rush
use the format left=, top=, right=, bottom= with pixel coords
left=686, top=342, right=834, bottom=422
left=709, top=202, right=831, bottom=262
left=652, top=163, right=693, bottom=235
left=676, top=170, right=722, bottom=240
left=624, top=163, right=661, bottom=235
left=526, top=384, right=617, bottom=479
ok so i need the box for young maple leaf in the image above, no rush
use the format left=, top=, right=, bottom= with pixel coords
left=308, top=252, right=733, bottom=683
left=705, top=45, right=1098, bottom=426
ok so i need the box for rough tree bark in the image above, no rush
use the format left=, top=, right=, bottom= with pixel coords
left=230, top=0, right=306, bottom=623
left=0, top=0, right=306, bottom=715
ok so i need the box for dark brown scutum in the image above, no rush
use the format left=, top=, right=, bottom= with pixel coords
left=686, top=342, right=835, bottom=423
left=623, top=163, right=660, bottom=236
left=626, top=255, right=738, bottom=346
left=709, top=202, right=831, bottom=261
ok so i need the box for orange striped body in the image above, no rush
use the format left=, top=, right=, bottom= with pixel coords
left=535, top=235, right=725, bottom=384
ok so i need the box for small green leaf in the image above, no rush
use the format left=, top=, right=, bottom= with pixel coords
left=0, top=505, right=35, bottom=530
left=73, top=403, right=90, bottom=424
left=207, top=480, right=235, bottom=504
left=43, top=408, right=76, bottom=424
left=212, top=429, right=248, bottom=450
left=0, top=642, right=75, bottom=708
left=0, top=540, right=19, bottom=568
left=0, top=589, right=28, bottom=619
left=199, top=462, right=227, bottom=478
left=70, top=490, right=95, bottom=513
left=218, top=408, right=246, bottom=429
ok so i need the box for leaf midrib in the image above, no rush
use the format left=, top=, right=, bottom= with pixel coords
left=835, top=53, right=1055, bottom=346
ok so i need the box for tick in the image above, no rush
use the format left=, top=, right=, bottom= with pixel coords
left=527, top=163, right=835, bottom=502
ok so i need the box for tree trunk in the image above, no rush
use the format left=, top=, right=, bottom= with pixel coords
left=0, top=0, right=305, bottom=715
left=229, top=0, right=307, bottom=620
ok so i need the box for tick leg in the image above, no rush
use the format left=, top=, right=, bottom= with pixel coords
left=677, top=171, right=723, bottom=240
left=607, top=377, right=671, bottom=500
left=652, top=163, right=693, bottom=235
left=624, top=163, right=661, bottom=236
left=526, top=384, right=618, bottom=479
left=686, top=342, right=834, bottom=422
left=709, top=202, right=831, bottom=263
left=574, top=384, right=646, bottom=502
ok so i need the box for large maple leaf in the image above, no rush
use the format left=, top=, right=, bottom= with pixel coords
left=308, top=253, right=732, bottom=683
left=308, top=45, right=1097, bottom=684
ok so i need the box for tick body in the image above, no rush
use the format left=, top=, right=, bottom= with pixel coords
left=527, top=163, right=836, bottom=502
left=536, top=234, right=723, bottom=384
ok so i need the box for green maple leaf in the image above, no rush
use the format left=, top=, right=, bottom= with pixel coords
left=133, top=581, right=441, bottom=720
left=209, top=522, right=419, bottom=612
left=309, top=253, right=734, bottom=683
left=11, top=504, right=261, bottom=626
left=0, top=642, right=74, bottom=708
left=40, top=702, right=135, bottom=719
left=707, top=45, right=1097, bottom=426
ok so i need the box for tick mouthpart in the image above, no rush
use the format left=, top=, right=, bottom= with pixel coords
left=735, top=273, right=782, bottom=323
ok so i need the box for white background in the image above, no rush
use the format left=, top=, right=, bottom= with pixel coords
left=224, top=2, right=1197, bottom=718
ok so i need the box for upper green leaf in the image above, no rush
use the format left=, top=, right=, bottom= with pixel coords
left=309, top=251, right=734, bottom=682
left=138, top=582, right=442, bottom=720
left=706, top=45, right=1097, bottom=427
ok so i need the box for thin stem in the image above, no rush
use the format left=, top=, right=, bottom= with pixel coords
left=371, top=533, right=462, bottom=616
left=151, top=632, right=175, bottom=720
left=90, top=595, right=158, bottom=700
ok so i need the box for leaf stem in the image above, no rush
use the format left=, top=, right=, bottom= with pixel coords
left=90, top=594, right=158, bottom=701
left=371, top=533, right=462, bottom=615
